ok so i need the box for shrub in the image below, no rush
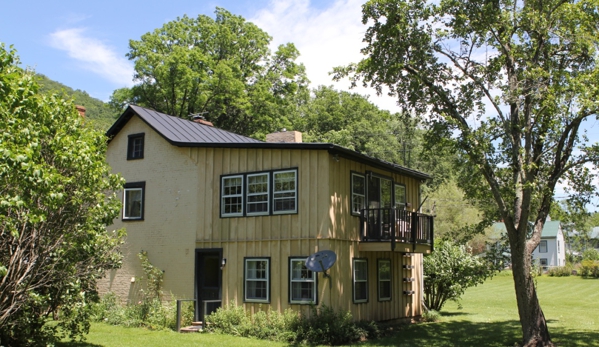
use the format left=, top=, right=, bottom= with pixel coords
left=582, top=249, right=599, bottom=261
left=422, top=310, right=441, bottom=322
left=547, top=265, right=573, bottom=277
left=580, top=260, right=599, bottom=278
left=205, top=302, right=379, bottom=345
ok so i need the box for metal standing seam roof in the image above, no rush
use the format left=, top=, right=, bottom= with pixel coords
left=491, top=221, right=561, bottom=239
left=106, top=105, right=431, bottom=181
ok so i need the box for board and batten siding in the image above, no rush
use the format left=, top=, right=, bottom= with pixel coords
left=102, top=113, right=426, bottom=321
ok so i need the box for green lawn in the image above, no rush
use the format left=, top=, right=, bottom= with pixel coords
left=59, top=274, right=598, bottom=347
left=363, top=273, right=599, bottom=347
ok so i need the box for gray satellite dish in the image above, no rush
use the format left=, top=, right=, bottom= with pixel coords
left=306, top=250, right=337, bottom=290
left=306, top=250, right=336, bottom=274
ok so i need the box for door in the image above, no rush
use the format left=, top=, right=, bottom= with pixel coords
left=195, top=249, right=222, bottom=322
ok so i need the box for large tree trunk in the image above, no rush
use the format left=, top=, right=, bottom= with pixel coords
left=510, top=238, right=554, bottom=347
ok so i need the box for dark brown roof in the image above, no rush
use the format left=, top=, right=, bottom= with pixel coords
left=106, top=105, right=431, bottom=180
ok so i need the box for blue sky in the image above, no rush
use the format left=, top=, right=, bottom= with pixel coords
left=2, top=0, right=598, bottom=209
left=1, top=0, right=383, bottom=105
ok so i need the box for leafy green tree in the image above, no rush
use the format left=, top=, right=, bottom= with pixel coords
left=335, top=0, right=599, bottom=345
left=0, top=45, right=124, bottom=346
left=113, top=8, right=309, bottom=138
left=423, top=240, right=493, bottom=311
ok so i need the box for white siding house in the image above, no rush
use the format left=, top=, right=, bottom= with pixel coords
left=531, top=221, right=566, bottom=269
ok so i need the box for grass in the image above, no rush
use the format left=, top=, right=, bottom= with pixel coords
left=362, top=273, right=599, bottom=347
left=59, top=273, right=598, bottom=347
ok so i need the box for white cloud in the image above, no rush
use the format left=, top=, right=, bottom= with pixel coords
left=251, top=0, right=401, bottom=112
left=48, top=28, right=134, bottom=87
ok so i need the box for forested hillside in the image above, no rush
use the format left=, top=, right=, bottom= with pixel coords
left=36, top=74, right=118, bottom=131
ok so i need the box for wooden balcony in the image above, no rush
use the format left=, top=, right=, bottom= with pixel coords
left=359, top=208, right=434, bottom=254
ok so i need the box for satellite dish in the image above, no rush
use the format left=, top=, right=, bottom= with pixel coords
left=305, top=250, right=337, bottom=273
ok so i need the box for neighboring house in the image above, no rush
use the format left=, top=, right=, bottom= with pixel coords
left=491, top=221, right=566, bottom=269
left=99, top=105, right=434, bottom=322
left=590, top=227, right=599, bottom=250
left=532, top=221, right=566, bottom=268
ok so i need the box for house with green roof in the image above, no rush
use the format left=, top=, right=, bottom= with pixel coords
left=491, top=220, right=565, bottom=269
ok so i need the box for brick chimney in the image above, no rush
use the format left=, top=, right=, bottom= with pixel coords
left=192, top=115, right=213, bottom=127
left=75, top=105, right=86, bottom=117
left=265, top=129, right=302, bottom=143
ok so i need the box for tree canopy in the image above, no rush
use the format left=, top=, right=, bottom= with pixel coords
left=113, top=7, right=309, bottom=138
left=0, top=45, right=124, bottom=346
left=335, top=0, right=599, bottom=345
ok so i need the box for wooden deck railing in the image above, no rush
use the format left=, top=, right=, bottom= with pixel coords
left=360, top=208, right=434, bottom=251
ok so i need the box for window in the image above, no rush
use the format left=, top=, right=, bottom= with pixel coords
left=378, top=259, right=391, bottom=301
left=353, top=258, right=368, bottom=303
left=221, top=168, right=298, bottom=218
left=289, top=258, right=317, bottom=304
left=244, top=258, right=270, bottom=302
left=127, top=133, right=144, bottom=160
left=123, top=182, right=145, bottom=220
left=273, top=170, right=297, bottom=213
left=222, top=175, right=243, bottom=217
left=247, top=173, right=269, bottom=215
left=539, top=240, right=548, bottom=253
left=540, top=258, right=548, bottom=269
left=351, top=173, right=366, bottom=215
left=394, top=184, right=406, bottom=210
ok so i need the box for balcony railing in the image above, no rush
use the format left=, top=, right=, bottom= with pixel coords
left=360, top=208, right=434, bottom=251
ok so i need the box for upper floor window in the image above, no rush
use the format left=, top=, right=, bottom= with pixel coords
left=127, top=133, right=145, bottom=160
left=273, top=170, right=297, bottom=214
left=244, top=258, right=270, bottom=303
left=289, top=258, right=316, bottom=304
left=353, top=172, right=406, bottom=215
left=221, top=168, right=298, bottom=218
left=247, top=173, right=269, bottom=216
left=539, top=240, right=548, bottom=253
left=222, top=175, right=244, bottom=217
left=123, top=182, right=145, bottom=220
left=351, top=173, right=366, bottom=215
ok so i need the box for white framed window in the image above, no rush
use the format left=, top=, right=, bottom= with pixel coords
left=539, top=240, right=548, bottom=253
left=378, top=259, right=391, bottom=301
left=247, top=173, right=269, bottom=215
left=289, top=258, right=316, bottom=304
left=222, top=175, right=243, bottom=217
left=273, top=170, right=297, bottom=213
left=394, top=184, right=406, bottom=210
left=123, top=182, right=145, bottom=220
left=244, top=258, right=270, bottom=302
left=351, top=173, right=366, bottom=215
left=353, top=258, right=368, bottom=303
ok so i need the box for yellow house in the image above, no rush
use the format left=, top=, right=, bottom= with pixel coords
left=100, top=105, right=434, bottom=323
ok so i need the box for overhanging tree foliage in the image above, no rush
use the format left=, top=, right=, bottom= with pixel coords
left=0, top=45, right=124, bottom=346
left=113, top=7, right=309, bottom=138
left=334, top=0, right=599, bottom=346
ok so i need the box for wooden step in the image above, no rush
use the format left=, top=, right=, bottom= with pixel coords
left=180, top=325, right=202, bottom=333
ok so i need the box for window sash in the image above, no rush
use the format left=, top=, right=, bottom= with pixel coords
left=539, top=240, right=548, bottom=253
left=273, top=170, right=297, bottom=213
left=352, top=173, right=366, bottom=215
left=127, top=134, right=144, bottom=160
left=353, top=259, right=368, bottom=303
left=245, top=259, right=269, bottom=302
left=378, top=259, right=391, bottom=301
left=247, top=173, right=269, bottom=215
left=394, top=184, right=406, bottom=210
left=290, top=258, right=316, bottom=303
left=123, top=188, right=143, bottom=219
left=222, top=175, right=244, bottom=216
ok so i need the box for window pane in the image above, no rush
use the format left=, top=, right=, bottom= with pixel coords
left=223, top=176, right=243, bottom=216
left=292, top=282, right=314, bottom=301
left=355, top=260, right=367, bottom=281
left=394, top=185, right=406, bottom=209
left=125, top=188, right=142, bottom=218
left=381, top=178, right=392, bottom=208
left=273, top=170, right=297, bottom=213
left=247, top=281, right=267, bottom=299
left=379, top=260, right=390, bottom=280
left=355, top=282, right=367, bottom=301
left=352, top=174, right=366, bottom=213
left=380, top=281, right=391, bottom=299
